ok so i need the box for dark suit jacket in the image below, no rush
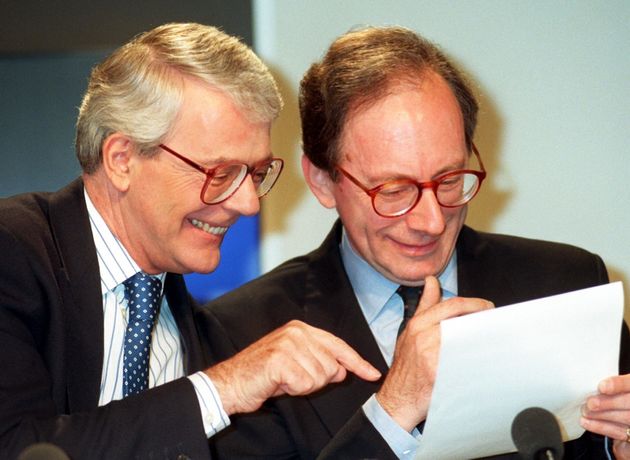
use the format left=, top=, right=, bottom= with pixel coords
left=199, top=220, right=630, bottom=459
left=0, top=179, right=211, bottom=459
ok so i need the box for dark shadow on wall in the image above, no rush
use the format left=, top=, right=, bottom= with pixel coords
left=0, top=0, right=253, bottom=54
left=457, top=58, right=512, bottom=233
left=0, top=52, right=107, bottom=197
left=261, top=64, right=306, bottom=236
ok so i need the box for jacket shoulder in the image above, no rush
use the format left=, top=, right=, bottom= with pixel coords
left=457, top=226, right=608, bottom=303
left=205, top=252, right=311, bottom=317
left=461, top=226, right=604, bottom=267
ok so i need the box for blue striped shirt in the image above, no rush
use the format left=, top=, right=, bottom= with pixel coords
left=85, top=190, right=229, bottom=436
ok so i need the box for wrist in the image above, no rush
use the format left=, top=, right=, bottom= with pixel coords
left=205, top=363, right=238, bottom=415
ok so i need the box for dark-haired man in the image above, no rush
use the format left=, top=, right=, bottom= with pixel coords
left=201, top=26, right=630, bottom=459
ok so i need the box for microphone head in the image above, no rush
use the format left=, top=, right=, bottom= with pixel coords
left=511, top=407, right=564, bottom=460
left=17, top=443, right=70, bottom=460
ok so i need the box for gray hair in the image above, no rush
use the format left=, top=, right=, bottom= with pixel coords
left=76, top=22, right=283, bottom=174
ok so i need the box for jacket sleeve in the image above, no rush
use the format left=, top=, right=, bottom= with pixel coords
left=201, top=306, right=397, bottom=460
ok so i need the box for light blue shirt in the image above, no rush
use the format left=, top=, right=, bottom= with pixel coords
left=339, top=228, right=458, bottom=459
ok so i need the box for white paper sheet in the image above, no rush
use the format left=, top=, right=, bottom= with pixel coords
left=414, top=282, right=624, bottom=459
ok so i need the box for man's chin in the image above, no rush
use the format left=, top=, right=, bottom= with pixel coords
left=390, top=261, right=446, bottom=285
left=180, top=255, right=220, bottom=275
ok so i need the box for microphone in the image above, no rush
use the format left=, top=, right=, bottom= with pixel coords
left=17, top=442, right=70, bottom=460
left=511, top=407, right=564, bottom=460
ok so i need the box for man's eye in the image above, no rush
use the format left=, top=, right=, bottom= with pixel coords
left=251, top=170, right=268, bottom=184
left=378, top=184, right=414, bottom=200
left=210, top=173, right=232, bottom=186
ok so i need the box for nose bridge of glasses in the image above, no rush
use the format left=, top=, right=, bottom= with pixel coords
left=412, top=181, right=441, bottom=209
left=237, top=166, right=260, bottom=196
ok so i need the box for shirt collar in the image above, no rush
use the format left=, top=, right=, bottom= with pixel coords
left=84, top=189, right=165, bottom=294
left=340, top=226, right=458, bottom=324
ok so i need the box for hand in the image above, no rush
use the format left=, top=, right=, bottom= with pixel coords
left=581, top=374, right=630, bottom=459
left=205, top=320, right=381, bottom=415
left=376, top=276, right=494, bottom=431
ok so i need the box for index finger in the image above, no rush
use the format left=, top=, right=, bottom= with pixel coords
left=314, top=329, right=382, bottom=382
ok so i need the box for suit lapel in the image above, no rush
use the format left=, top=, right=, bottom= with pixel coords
left=301, top=221, right=388, bottom=434
left=48, top=178, right=104, bottom=411
left=164, top=274, right=205, bottom=374
left=456, top=225, right=516, bottom=307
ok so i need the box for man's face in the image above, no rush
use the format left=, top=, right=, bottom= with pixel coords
left=120, top=77, right=272, bottom=274
left=330, top=74, right=469, bottom=285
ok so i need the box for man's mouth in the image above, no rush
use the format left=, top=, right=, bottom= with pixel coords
left=190, top=218, right=228, bottom=236
left=391, top=237, right=440, bottom=256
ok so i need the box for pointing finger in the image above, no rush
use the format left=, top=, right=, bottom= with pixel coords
left=317, top=331, right=381, bottom=382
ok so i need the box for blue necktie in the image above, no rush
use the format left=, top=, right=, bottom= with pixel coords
left=396, top=284, right=426, bottom=433
left=122, top=272, right=162, bottom=397
left=396, top=285, right=423, bottom=336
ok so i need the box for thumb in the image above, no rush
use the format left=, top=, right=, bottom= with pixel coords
left=613, top=440, right=630, bottom=460
left=417, top=275, right=441, bottom=312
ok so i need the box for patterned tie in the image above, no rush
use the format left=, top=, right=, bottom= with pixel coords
left=122, top=272, right=162, bottom=397
left=396, top=284, right=426, bottom=433
left=396, top=285, right=423, bottom=336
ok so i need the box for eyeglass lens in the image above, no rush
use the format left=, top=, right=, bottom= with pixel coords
left=374, top=172, right=481, bottom=217
left=203, top=159, right=283, bottom=204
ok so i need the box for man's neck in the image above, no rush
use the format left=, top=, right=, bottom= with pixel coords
left=83, top=172, right=155, bottom=274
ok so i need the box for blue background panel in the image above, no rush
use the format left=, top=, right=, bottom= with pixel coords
left=184, top=214, right=260, bottom=303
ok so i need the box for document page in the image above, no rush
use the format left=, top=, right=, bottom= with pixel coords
left=414, top=282, right=624, bottom=459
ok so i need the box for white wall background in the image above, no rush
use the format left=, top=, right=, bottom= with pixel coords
left=253, top=0, right=630, bottom=318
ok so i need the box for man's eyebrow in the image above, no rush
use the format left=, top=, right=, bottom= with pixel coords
left=197, top=153, right=275, bottom=169
left=432, top=160, right=468, bottom=177
left=364, top=160, right=468, bottom=184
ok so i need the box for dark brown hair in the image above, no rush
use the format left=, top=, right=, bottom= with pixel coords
left=299, top=26, right=478, bottom=174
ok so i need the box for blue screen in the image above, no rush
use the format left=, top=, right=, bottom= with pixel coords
left=184, top=214, right=260, bottom=303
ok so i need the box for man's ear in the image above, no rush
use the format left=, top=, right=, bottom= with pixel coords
left=301, top=154, right=336, bottom=209
left=101, top=133, right=134, bottom=192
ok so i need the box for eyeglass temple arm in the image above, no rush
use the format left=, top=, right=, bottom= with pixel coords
left=159, top=144, right=212, bottom=175
left=471, top=143, right=486, bottom=172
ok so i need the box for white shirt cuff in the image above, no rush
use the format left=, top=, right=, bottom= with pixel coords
left=362, top=394, right=420, bottom=459
left=188, top=371, right=231, bottom=437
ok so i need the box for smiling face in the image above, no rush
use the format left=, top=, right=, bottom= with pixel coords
left=112, top=76, right=272, bottom=275
left=312, top=73, right=469, bottom=285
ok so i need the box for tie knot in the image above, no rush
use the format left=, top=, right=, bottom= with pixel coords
left=396, top=285, right=423, bottom=310
left=123, top=272, right=162, bottom=322
left=396, top=285, right=423, bottom=336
